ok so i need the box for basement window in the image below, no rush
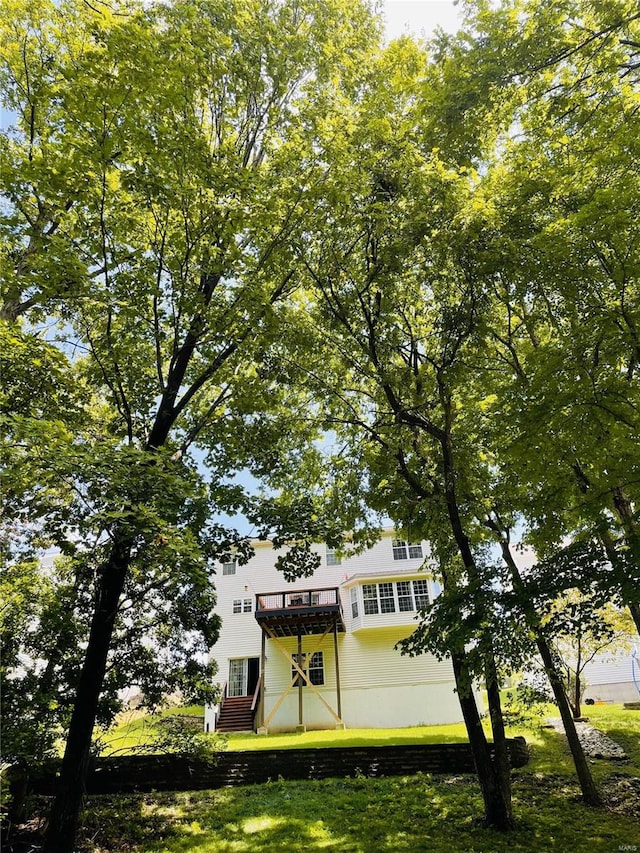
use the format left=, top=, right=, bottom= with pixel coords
left=291, top=651, right=324, bottom=686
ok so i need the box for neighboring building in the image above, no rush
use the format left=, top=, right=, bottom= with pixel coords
left=582, top=640, right=640, bottom=704
left=204, top=531, right=467, bottom=734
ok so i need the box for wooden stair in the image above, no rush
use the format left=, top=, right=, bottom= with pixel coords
left=217, top=695, right=254, bottom=732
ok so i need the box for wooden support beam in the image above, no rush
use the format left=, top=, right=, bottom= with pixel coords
left=333, top=619, right=342, bottom=722
left=261, top=622, right=344, bottom=730
left=258, top=629, right=266, bottom=729
left=297, top=631, right=303, bottom=727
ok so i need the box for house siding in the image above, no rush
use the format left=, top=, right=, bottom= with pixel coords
left=582, top=640, right=640, bottom=703
left=206, top=531, right=466, bottom=732
left=261, top=628, right=461, bottom=731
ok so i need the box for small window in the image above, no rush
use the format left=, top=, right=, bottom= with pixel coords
left=291, top=652, right=324, bottom=687
left=393, top=539, right=423, bottom=560
left=350, top=586, right=359, bottom=618
left=233, top=598, right=252, bottom=614
left=222, top=560, right=237, bottom=575
left=243, top=598, right=252, bottom=613
left=362, top=583, right=379, bottom=615
left=232, top=599, right=242, bottom=614
left=392, top=539, right=408, bottom=560
left=308, top=651, right=324, bottom=685
left=326, top=547, right=341, bottom=566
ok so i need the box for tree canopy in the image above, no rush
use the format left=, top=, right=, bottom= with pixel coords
left=1, top=0, right=639, bottom=847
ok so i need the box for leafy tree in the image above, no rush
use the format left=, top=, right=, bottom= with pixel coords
left=261, top=3, right=634, bottom=816
left=256, top=36, right=522, bottom=826
left=542, top=589, right=635, bottom=719
left=0, top=0, right=378, bottom=849
left=428, top=0, right=640, bottom=803
left=464, top=0, right=640, bottom=632
left=484, top=522, right=603, bottom=804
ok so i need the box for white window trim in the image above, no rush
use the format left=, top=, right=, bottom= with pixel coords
left=392, top=540, right=423, bottom=561
left=326, top=547, right=341, bottom=566
left=350, top=586, right=359, bottom=618
left=291, top=651, right=324, bottom=686
left=356, top=579, right=431, bottom=615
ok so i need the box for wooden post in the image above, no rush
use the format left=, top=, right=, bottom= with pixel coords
left=297, top=631, right=304, bottom=730
left=258, top=629, right=266, bottom=730
left=261, top=624, right=339, bottom=729
left=333, top=618, right=342, bottom=722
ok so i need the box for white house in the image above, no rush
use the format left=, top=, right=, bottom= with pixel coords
left=204, top=531, right=467, bottom=734
left=582, top=640, right=640, bottom=704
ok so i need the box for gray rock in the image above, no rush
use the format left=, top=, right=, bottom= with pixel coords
left=546, top=717, right=628, bottom=760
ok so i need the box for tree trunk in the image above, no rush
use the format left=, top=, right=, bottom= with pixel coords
left=571, top=468, right=640, bottom=635
left=537, top=636, right=601, bottom=803
left=485, top=655, right=513, bottom=825
left=574, top=671, right=582, bottom=720
left=497, top=539, right=602, bottom=807
left=43, top=535, right=133, bottom=852
left=598, top=529, right=640, bottom=635
left=450, top=652, right=514, bottom=830
left=611, top=488, right=640, bottom=635
left=629, top=602, right=640, bottom=637
left=573, top=640, right=583, bottom=720
left=439, top=431, right=514, bottom=829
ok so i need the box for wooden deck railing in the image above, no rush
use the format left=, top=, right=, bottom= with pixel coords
left=255, top=588, right=340, bottom=612
left=250, top=674, right=261, bottom=714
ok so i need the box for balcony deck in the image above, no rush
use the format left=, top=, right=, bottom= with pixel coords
left=254, top=588, right=345, bottom=637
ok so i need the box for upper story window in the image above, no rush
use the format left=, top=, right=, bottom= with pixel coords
left=396, top=580, right=415, bottom=612
left=392, top=539, right=423, bottom=560
left=232, top=598, right=252, bottom=614
left=222, top=560, right=237, bottom=575
left=362, top=583, right=379, bottom=615
left=326, top=547, right=341, bottom=566
left=350, top=586, right=359, bottom=618
left=378, top=582, right=396, bottom=613
left=412, top=579, right=430, bottom=610
left=357, top=580, right=431, bottom=616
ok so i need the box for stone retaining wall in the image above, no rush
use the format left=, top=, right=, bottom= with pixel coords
left=13, top=739, right=529, bottom=798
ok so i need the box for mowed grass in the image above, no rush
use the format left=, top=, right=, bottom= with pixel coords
left=225, top=722, right=474, bottom=751
left=71, top=703, right=640, bottom=852
left=101, top=710, right=499, bottom=754
left=102, top=709, right=538, bottom=754
left=98, top=706, right=205, bottom=755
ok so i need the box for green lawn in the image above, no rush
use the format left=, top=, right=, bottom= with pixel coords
left=102, top=708, right=535, bottom=754
left=74, top=772, right=639, bottom=853
left=98, top=706, right=205, bottom=756
left=225, top=722, right=475, bottom=751
left=68, top=703, right=640, bottom=852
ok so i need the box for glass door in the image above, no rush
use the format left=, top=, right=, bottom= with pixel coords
left=228, top=659, right=247, bottom=697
